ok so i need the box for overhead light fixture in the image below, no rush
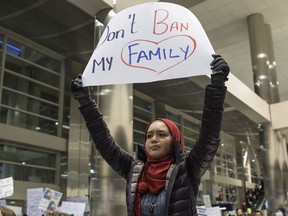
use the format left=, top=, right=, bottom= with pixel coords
left=257, top=53, right=267, bottom=58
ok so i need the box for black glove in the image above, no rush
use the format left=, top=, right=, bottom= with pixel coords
left=210, top=54, right=230, bottom=84
left=70, top=74, right=91, bottom=105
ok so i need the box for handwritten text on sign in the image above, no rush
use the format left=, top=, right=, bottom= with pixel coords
left=0, top=177, right=13, bottom=199
left=82, top=2, right=214, bottom=86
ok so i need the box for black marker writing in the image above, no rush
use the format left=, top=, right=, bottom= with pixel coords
left=97, top=26, right=125, bottom=47
left=92, top=57, right=113, bottom=72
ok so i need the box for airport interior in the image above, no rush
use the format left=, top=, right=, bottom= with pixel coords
left=0, top=0, right=288, bottom=215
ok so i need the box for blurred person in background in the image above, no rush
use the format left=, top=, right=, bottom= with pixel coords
left=0, top=206, right=16, bottom=216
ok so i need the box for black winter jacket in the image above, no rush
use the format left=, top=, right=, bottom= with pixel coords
left=78, top=84, right=227, bottom=216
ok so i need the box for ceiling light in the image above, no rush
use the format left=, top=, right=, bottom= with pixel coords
left=257, top=53, right=267, bottom=58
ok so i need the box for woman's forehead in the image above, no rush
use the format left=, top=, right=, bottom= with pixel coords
left=147, top=120, right=169, bottom=130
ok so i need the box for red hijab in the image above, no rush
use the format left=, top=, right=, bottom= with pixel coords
left=134, top=118, right=184, bottom=216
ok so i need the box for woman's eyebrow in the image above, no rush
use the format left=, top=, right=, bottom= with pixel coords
left=147, top=129, right=168, bottom=134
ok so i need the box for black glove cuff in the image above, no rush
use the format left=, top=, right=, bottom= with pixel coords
left=211, top=73, right=228, bottom=84
left=76, top=95, right=92, bottom=105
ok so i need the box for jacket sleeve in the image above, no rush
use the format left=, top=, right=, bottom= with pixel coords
left=78, top=100, right=133, bottom=181
left=186, top=83, right=227, bottom=186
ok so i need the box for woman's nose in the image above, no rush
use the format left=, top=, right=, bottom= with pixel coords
left=151, top=134, right=158, bottom=143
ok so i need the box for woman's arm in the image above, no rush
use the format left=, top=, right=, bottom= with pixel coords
left=186, top=54, right=229, bottom=185
left=70, top=75, right=133, bottom=180
left=187, top=84, right=226, bottom=184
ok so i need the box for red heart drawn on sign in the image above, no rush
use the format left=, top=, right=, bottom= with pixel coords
left=121, top=35, right=197, bottom=74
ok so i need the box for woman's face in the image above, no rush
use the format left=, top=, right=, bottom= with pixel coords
left=145, top=120, right=172, bottom=159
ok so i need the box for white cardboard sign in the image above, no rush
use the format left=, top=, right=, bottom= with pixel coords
left=61, top=201, right=86, bottom=216
left=38, top=188, right=62, bottom=212
left=27, top=188, right=44, bottom=216
left=82, top=2, right=214, bottom=86
left=0, top=177, right=13, bottom=199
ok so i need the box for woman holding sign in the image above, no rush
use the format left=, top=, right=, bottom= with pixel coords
left=70, top=54, right=229, bottom=216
